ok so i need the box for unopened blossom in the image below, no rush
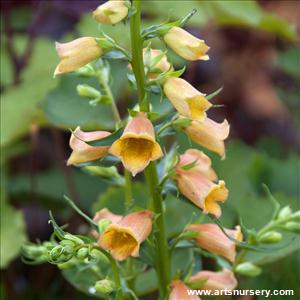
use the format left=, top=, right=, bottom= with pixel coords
left=163, top=26, right=209, bottom=61
left=188, top=224, right=243, bottom=262
left=169, top=280, right=200, bottom=300
left=67, top=127, right=111, bottom=165
left=164, top=78, right=211, bottom=121
left=54, top=37, right=102, bottom=75
left=189, top=269, right=238, bottom=292
left=183, top=118, right=230, bottom=158
left=99, top=210, right=153, bottom=261
left=109, top=113, right=163, bottom=176
left=176, top=149, right=217, bottom=181
left=93, top=0, right=129, bottom=25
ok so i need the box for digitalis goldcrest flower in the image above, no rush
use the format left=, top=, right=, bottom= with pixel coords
left=175, top=149, right=228, bottom=218
left=55, top=37, right=102, bottom=75
left=163, top=26, right=209, bottom=61
left=98, top=210, right=153, bottom=261
left=164, top=78, right=212, bottom=121
left=183, top=118, right=230, bottom=158
left=187, top=224, right=243, bottom=262
left=169, top=280, right=200, bottom=300
left=109, top=113, right=163, bottom=176
left=67, top=127, right=111, bottom=165
left=189, top=269, right=237, bottom=292
left=93, top=0, right=129, bottom=25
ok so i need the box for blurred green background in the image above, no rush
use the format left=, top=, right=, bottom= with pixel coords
left=1, top=0, right=299, bottom=299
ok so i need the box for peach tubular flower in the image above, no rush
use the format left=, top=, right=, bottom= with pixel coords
left=93, top=0, right=129, bottom=25
left=109, top=113, right=163, bottom=176
left=183, top=118, right=230, bottom=158
left=176, top=149, right=217, bottom=181
left=189, top=269, right=237, bottom=292
left=163, top=26, right=209, bottom=61
left=164, top=78, right=212, bottom=121
left=188, top=224, right=243, bottom=262
left=54, top=37, right=102, bottom=76
left=169, top=280, right=200, bottom=300
left=99, top=210, right=153, bottom=261
left=93, top=208, right=123, bottom=224
left=176, top=172, right=228, bottom=218
left=67, top=127, right=111, bottom=166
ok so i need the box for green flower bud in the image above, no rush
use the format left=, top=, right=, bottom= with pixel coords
left=75, top=64, right=95, bottom=77
left=235, top=262, right=262, bottom=277
left=90, top=249, right=110, bottom=265
left=98, top=219, right=112, bottom=234
left=64, top=234, right=84, bottom=245
left=278, top=206, right=292, bottom=219
left=95, top=279, right=115, bottom=294
left=76, top=247, right=89, bottom=260
left=60, top=240, right=75, bottom=249
left=291, top=211, right=300, bottom=222
left=284, top=222, right=300, bottom=233
left=258, top=231, right=282, bottom=244
left=77, top=84, right=101, bottom=99
left=22, top=244, right=45, bottom=258
left=49, top=245, right=63, bottom=260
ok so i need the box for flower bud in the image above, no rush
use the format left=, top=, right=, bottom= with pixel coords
left=90, top=249, right=110, bottom=265
left=76, top=247, right=89, bottom=260
left=22, top=244, right=46, bottom=259
left=235, top=262, right=262, bottom=277
left=64, top=234, right=85, bottom=245
left=95, top=279, right=115, bottom=294
left=49, top=245, right=63, bottom=260
left=93, top=0, right=129, bottom=25
left=55, top=37, right=103, bottom=76
left=278, top=206, right=292, bottom=219
left=163, top=26, right=209, bottom=61
left=75, top=64, right=96, bottom=77
left=284, top=222, right=300, bottom=233
left=258, top=231, right=282, bottom=244
left=291, top=211, right=300, bottom=222
left=77, top=84, right=101, bottom=99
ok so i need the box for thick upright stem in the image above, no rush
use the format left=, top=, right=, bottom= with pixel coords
left=129, top=0, right=149, bottom=112
left=130, top=1, right=170, bottom=297
left=124, top=169, right=133, bottom=209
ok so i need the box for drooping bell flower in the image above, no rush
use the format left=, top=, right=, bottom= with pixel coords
left=176, top=172, right=228, bottom=218
left=187, top=224, right=243, bottom=262
left=98, top=210, right=153, bottom=261
left=54, top=37, right=102, bottom=76
left=109, top=113, right=163, bottom=176
left=163, top=26, right=209, bottom=61
left=164, top=78, right=212, bottom=121
left=189, top=269, right=238, bottom=292
left=176, top=149, right=217, bottom=180
left=67, top=127, right=111, bottom=166
left=183, top=117, right=230, bottom=158
left=93, top=0, right=129, bottom=25
left=169, top=280, right=200, bottom=300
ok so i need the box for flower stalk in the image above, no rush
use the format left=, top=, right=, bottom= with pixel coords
left=130, top=1, right=170, bottom=297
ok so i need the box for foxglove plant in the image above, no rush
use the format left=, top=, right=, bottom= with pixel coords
left=22, top=1, right=300, bottom=299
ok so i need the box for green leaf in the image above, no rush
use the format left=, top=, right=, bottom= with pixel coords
left=206, top=86, right=223, bottom=100
left=1, top=38, right=58, bottom=147
left=0, top=201, right=27, bottom=268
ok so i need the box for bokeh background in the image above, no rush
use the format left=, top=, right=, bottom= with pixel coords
left=1, top=1, right=299, bottom=299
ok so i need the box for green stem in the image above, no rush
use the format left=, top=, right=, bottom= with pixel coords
left=129, top=0, right=148, bottom=112
left=110, top=256, right=123, bottom=300
left=124, top=170, right=133, bottom=209
left=97, top=71, right=121, bottom=123
left=129, top=1, right=170, bottom=298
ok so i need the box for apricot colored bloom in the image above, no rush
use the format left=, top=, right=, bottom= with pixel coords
left=99, top=210, right=153, bottom=261
left=93, top=0, right=129, bottom=25
left=188, top=224, right=243, bottom=262
left=177, top=149, right=217, bottom=181
left=54, top=37, right=102, bottom=75
left=169, top=280, right=200, bottom=300
left=183, top=118, right=230, bottom=158
left=164, top=26, right=209, bottom=61
left=189, top=269, right=238, bottom=292
left=93, top=208, right=122, bottom=224
left=176, top=172, right=228, bottom=218
left=164, top=78, right=212, bottom=121
left=67, top=127, right=111, bottom=166
left=109, top=113, right=163, bottom=176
